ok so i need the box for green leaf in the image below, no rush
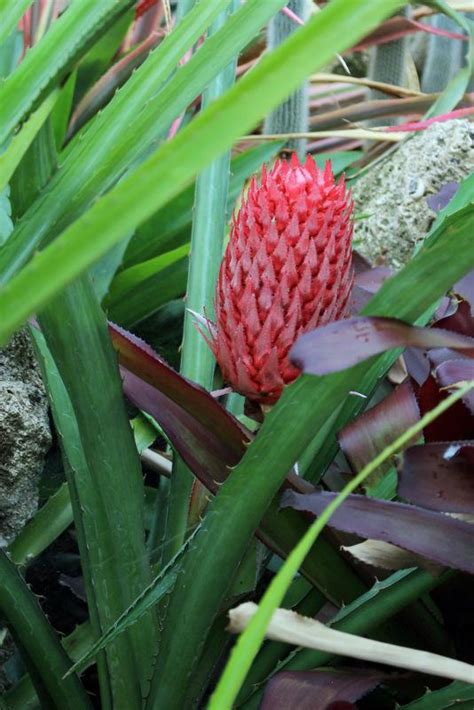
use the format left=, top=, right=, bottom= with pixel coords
left=0, top=0, right=404, bottom=347
left=0, top=0, right=136, bottom=146
left=107, top=243, right=190, bottom=304
left=235, top=585, right=325, bottom=706
left=107, top=255, right=189, bottom=327
left=89, top=233, right=134, bottom=301
left=0, top=186, right=13, bottom=245
left=7, top=481, right=72, bottom=567
left=0, top=549, right=91, bottom=709
left=9, top=115, right=57, bottom=219
left=131, top=414, right=157, bottom=454
left=72, top=8, right=134, bottom=106
left=0, top=89, right=58, bottom=193
left=66, top=529, right=198, bottom=678
left=4, top=622, right=94, bottom=710
left=241, top=569, right=451, bottom=709
left=314, top=149, right=362, bottom=174
left=0, top=0, right=33, bottom=46
left=34, top=278, right=159, bottom=707
left=51, top=70, right=76, bottom=150
left=400, top=681, right=474, bottom=709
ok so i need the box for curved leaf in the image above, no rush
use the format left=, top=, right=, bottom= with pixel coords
left=281, top=490, right=474, bottom=574
left=290, top=316, right=474, bottom=376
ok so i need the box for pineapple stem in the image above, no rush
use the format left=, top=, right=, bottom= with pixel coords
left=155, top=0, right=239, bottom=566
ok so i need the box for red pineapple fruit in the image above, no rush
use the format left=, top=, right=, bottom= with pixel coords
left=206, top=153, right=354, bottom=404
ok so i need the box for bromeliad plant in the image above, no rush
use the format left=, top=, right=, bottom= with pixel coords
left=0, top=2, right=474, bottom=710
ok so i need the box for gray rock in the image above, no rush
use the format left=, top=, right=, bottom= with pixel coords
left=0, top=330, right=51, bottom=546
left=352, top=120, right=474, bottom=268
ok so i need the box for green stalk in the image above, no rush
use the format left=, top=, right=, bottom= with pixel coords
left=0, top=549, right=91, bottom=710
left=160, top=0, right=239, bottom=564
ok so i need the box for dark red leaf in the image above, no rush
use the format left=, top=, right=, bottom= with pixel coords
left=415, top=372, right=473, bottom=443
left=348, top=285, right=372, bottom=315
left=435, top=359, right=474, bottom=415
left=290, top=317, right=474, bottom=376
left=433, top=296, right=459, bottom=323
left=261, top=670, right=385, bottom=710
left=339, top=382, right=419, bottom=487
left=352, top=251, right=372, bottom=275
left=435, top=300, right=474, bottom=338
left=399, top=443, right=474, bottom=514
left=280, top=490, right=474, bottom=574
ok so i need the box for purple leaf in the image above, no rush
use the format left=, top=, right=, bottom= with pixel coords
left=399, top=443, right=474, bottom=514
left=290, top=317, right=474, bottom=376
left=338, top=382, right=420, bottom=488
left=426, top=182, right=459, bottom=213
left=349, top=267, right=394, bottom=315
left=261, top=669, right=385, bottom=710
left=355, top=266, right=393, bottom=294
left=454, top=270, right=474, bottom=315
left=348, top=285, right=373, bottom=315
left=435, top=359, right=474, bottom=414
left=404, top=347, right=431, bottom=386
left=280, top=490, right=474, bottom=574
